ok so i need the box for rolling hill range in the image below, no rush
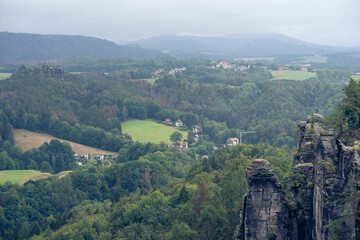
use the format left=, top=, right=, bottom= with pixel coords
left=131, top=33, right=359, bottom=59
left=0, top=32, right=163, bottom=64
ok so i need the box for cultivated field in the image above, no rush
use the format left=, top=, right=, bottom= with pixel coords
left=0, top=170, right=71, bottom=185
left=235, top=57, right=274, bottom=62
left=296, top=55, right=328, bottom=64
left=122, top=119, right=187, bottom=144
left=14, top=129, right=115, bottom=154
left=0, top=73, right=12, bottom=80
left=271, top=70, right=316, bottom=81
left=351, top=75, right=360, bottom=80
left=142, top=78, right=157, bottom=85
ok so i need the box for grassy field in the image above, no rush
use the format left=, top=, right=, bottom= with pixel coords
left=142, top=78, right=157, bottom=85
left=0, top=170, right=71, bottom=185
left=296, top=55, right=328, bottom=64
left=122, top=119, right=187, bottom=144
left=351, top=75, right=360, bottom=80
left=271, top=70, right=316, bottom=81
left=14, top=129, right=115, bottom=155
left=235, top=57, right=274, bottom=62
left=0, top=73, right=12, bottom=80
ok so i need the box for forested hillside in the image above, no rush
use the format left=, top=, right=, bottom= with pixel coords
left=0, top=62, right=345, bottom=149
left=150, top=66, right=344, bottom=147
left=131, top=33, right=357, bottom=59
left=0, top=54, right=358, bottom=239
left=0, top=32, right=162, bottom=64
left=0, top=140, right=292, bottom=239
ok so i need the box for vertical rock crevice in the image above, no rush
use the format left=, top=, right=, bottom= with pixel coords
left=236, top=114, right=360, bottom=240
left=236, top=159, right=288, bottom=240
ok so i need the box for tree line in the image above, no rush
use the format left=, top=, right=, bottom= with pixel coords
left=0, top=142, right=292, bottom=240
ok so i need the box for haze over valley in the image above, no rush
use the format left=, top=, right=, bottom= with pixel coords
left=0, top=0, right=359, bottom=239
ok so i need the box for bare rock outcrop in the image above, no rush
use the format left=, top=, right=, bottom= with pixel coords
left=290, top=114, right=360, bottom=240
left=236, top=114, right=360, bottom=240
left=236, top=159, right=288, bottom=240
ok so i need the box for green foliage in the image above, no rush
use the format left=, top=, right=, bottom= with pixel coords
left=48, top=116, right=132, bottom=152
left=343, top=78, right=360, bottom=129
left=166, top=221, right=195, bottom=240
left=170, top=131, right=183, bottom=143
left=0, top=119, right=75, bottom=173
left=316, top=69, right=352, bottom=82
left=323, top=103, right=347, bottom=134
left=154, top=73, right=343, bottom=147
left=0, top=142, right=293, bottom=239
left=318, top=160, right=335, bottom=172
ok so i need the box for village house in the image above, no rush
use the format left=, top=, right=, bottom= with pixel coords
left=80, top=153, right=90, bottom=160
left=179, top=141, right=188, bottom=149
left=162, top=119, right=173, bottom=125
left=193, top=125, right=201, bottom=133
left=169, top=67, right=186, bottom=76
left=239, top=66, right=248, bottom=71
left=194, top=134, right=199, bottom=142
left=226, top=138, right=239, bottom=146
left=159, top=141, right=168, bottom=147
left=153, top=68, right=164, bottom=77
left=95, top=154, right=105, bottom=160
left=175, top=119, right=183, bottom=127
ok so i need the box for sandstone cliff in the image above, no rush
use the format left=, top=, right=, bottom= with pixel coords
left=237, top=114, right=360, bottom=240
left=236, top=159, right=288, bottom=240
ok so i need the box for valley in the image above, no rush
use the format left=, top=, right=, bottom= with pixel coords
left=0, top=31, right=358, bottom=240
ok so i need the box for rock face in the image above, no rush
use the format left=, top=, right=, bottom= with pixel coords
left=236, top=114, right=360, bottom=240
left=41, top=63, right=65, bottom=79
left=236, top=159, right=288, bottom=240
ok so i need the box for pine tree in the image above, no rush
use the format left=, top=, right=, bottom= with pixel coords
left=343, top=78, right=360, bottom=129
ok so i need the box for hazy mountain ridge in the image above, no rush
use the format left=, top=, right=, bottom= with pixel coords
left=0, top=32, right=163, bottom=64
left=132, top=33, right=359, bottom=59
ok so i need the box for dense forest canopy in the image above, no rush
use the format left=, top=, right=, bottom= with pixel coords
left=0, top=55, right=358, bottom=239
left=0, top=62, right=345, bottom=150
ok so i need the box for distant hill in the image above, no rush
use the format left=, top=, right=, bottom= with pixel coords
left=132, top=33, right=358, bottom=59
left=0, top=32, right=163, bottom=64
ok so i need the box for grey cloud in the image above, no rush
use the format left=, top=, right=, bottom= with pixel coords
left=0, top=0, right=359, bottom=46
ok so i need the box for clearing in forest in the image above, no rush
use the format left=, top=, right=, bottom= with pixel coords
left=271, top=70, right=316, bottom=81
left=13, top=129, right=115, bottom=155
left=0, top=170, right=71, bottom=185
left=122, top=119, right=187, bottom=144
left=0, top=73, right=12, bottom=80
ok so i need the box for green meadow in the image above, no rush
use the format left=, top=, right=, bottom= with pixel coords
left=0, top=170, right=71, bottom=185
left=271, top=70, right=316, bottom=81
left=0, top=170, right=50, bottom=185
left=0, top=73, right=12, bottom=80
left=122, top=119, right=187, bottom=144
left=296, top=55, right=328, bottom=64
left=142, top=78, right=157, bottom=85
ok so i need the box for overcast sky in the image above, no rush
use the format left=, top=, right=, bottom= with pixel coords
left=0, top=0, right=359, bottom=47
